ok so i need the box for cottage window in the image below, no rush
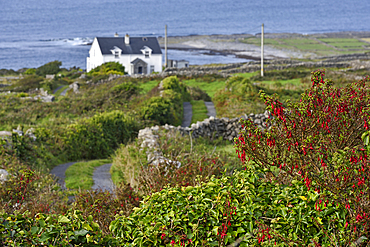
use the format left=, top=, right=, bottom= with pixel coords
left=150, top=65, right=155, bottom=73
left=115, top=51, right=120, bottom=59
left=145, top=51, right=150, bottom=58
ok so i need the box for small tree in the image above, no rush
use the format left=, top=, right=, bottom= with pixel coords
left=235, top=70, right=370, bottom=245
left=87, top=62, right=126, bottom=76
left=35, top=61, right=62, bottom=77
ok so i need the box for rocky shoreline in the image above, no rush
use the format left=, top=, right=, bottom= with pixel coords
left=158, top=31, right=370, bottom=61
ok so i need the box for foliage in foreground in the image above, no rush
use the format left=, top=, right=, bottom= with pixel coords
left=110, top=166, right=348, bottom=246
left=0, top=210, right=119, bottom=246
left=235, top=70, right=370, bottom=244
left=2, top=69, right=370, bottom=246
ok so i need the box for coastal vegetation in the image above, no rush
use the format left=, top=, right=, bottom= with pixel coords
left=1, top=61, right=370, bottom=246
left=87, top=62, right=127, bottom=76
left=241, top=37, right=370, bottom=57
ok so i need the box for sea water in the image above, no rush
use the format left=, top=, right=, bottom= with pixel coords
left=1, top=0, right=369, bottom=70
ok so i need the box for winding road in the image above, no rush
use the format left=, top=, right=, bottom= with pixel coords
left=51, top=101, right=216, bottom=191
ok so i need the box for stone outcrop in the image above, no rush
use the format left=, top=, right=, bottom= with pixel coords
left=32, top=95, right=55, bottom=102
left=22, top=88, right=55, bottom=102
left=0, top=127, right=37, bottom=147
left=0, top=169, right=9, bottom=183
left=69, top=81, right=80, bottom=93
left=138, top=112, right=270, bottom=165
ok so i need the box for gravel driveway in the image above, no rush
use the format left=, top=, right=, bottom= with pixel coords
left=205, top=101, right=216, bottom=117
left=50, top=162, right=76, bottom=189
left=51, top=162, right=114, bottom=192
left=91, top=163, right=114, bottom=192
left=181, top=102, right=192, bottom=127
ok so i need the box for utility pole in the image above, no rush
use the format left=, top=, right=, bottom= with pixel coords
left=165, top=25, right=168, bottom=68
left=261, top=23, right=264, bottom=77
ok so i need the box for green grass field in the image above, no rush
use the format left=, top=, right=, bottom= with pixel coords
left=232, top=71, right=258, bottom=78
left=241, top=36, right=370, bottom=56
left=182, top=78, right=227, bottom=98
left=140, top=79, right=160, bottom=93
left=190, top=100, right=208, bottom=124
left=65, top=159, right=112, bottom=190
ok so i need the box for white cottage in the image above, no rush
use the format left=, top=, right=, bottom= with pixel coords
left=86, top=34, right=162, bottom=75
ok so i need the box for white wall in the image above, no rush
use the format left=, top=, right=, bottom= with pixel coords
left=86, top=38, right=104, bottom=72
left=86, top=38, right=163, bottom=75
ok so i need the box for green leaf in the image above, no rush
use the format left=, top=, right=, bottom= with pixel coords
left=36, top=220, right=46, bottom=229
left=248, top=221, right=253, bottom=232
left=39, top=232, right=51, bottom=242
left=31, top=226, right=40, bottom=235
left=83, top=223, right=93, bottom=231
left=74, top=229, right=89, bottom=237
left=212, top=226, right=219, bottom=235
left=58, top=216, right=70, bottom=223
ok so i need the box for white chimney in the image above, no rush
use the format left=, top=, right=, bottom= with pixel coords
left=114, top=32, right=119, bottom=37
left=125, top=34, right=130, bottom=45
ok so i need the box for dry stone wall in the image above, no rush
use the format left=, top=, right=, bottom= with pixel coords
left=87, top=54, right=370, bottom=85
left=138, top=112, right=270, bottom=165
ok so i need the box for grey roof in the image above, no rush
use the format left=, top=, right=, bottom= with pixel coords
left=95, top=37, right=162, bottom=55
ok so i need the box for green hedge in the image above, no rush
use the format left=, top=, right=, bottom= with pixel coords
left=87, top=62, right=126, bottom=76
left=110, top=166, right=348, bottom=246
left=28, top=110, right=142, bottom=166
left=63, top=111, right=141, bottom=161
left=141, top=76, right=190, bottom=126
left=0, top=210, right=119, bottom=246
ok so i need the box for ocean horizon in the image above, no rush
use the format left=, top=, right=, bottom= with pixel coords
left=1, top=0, right=370, bottom=70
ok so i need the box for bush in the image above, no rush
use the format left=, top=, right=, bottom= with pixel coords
left=8, top=75, right=43, bottom=92
left=88, top=62, right=126, bottom=76
left=24, top=68, right=36, bottom=75
left=16, top=92, right=29, bottom=98
left=225, top=76, right=257, bottom=96
left=162, top=76, right=191, bottom=102
left=110, top=81, right=141, bottom=99
left=141, top=97, right=174, bottom=125
left=235, top=70, right=370, bottom=244
left=36, top=61, right=62, bottom=77
left=63, top=111, right=141, bottom=161
left=140, top=76, right=191, bottom=126
left=187, top=86, right=212, bottom=101
left=0, top=69, right=17, bottom=76
left=0, top=145, right=66, bottom=216
left=110, top=167, right=348, bottom=246
left=0, top=210, right=119, bottom=246
left=213, top=75, right=304, bottom=118
left=69, top=186, right=140, bottom=235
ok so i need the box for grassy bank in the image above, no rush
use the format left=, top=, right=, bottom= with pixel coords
left=65, top=159, right=112, bottom=190
left=190, top=100, right=208, bottom=124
